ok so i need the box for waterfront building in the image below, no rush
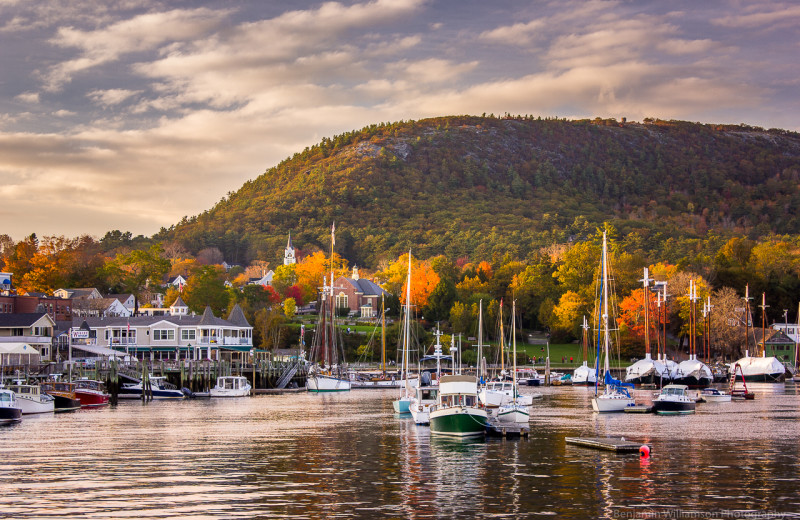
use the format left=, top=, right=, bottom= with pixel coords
left=332, top=266, right=387, bottom=318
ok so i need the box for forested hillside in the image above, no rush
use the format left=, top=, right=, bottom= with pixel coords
left=155, top=115, right=800, bottom=268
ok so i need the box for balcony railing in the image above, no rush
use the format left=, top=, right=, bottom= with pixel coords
left=197, top=337, right=252, bottom=346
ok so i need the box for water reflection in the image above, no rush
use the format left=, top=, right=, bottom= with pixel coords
left=0, top=385, right=798, bottom=519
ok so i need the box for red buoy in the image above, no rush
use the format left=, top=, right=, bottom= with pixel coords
left=639, top=445, right=650, bottom=458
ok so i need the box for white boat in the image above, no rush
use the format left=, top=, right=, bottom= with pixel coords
left=119, top=376, right=186, bottom=399
left=573, top=316, right=598, bottom=386
left=480, top=380, right=534, bottom=408
left=307, top=224, right=351, bottom=393
left=429, top=375, right=488, bottom=437
left=209, top=376, right=252, bottom=397
left=673, top=356, right=713, bottom=387
left=700, top=387, right=732, bottom=403
left=409, top=385, right=439, bottom=425
left=6, top=383, right=55, bottom=414
left=652, top=384, right=696, bottom=415
left=517, top=368, right=544, bottom=386
left=590, top=232, right=635, bottom=413
left=626, top=353, right=671, bottom=386
left=0, top=387, right=23, bottom=424
left=729, top=354, right=786, bottom=382
left=495, top=300, right=530, bottom=424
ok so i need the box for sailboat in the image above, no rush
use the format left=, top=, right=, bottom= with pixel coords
left=673, top=280, right=713, bottom=387
left=730, top=289, right=787, bottom=382
left=393, top=252, right=415, bottom=413
left=479, top=300, right=532, bottom=407
left=496, top=300, right=530, bottom=423
left=572, top=315, right=597, bottom=385
left=625, top=267, right=670, bottom=386
left=307, top=224, right=351, bottom=393
left=590, top=231, right=635, bottom=413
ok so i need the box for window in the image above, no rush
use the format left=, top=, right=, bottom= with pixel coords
left=181, top=330, right=196, bottom=341
left=154, top=329, right=175, bottom=340
left=335, top=293, right=348, bottom=309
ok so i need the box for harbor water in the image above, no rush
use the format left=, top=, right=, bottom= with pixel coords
left=1, top=383, right=799, bottom=519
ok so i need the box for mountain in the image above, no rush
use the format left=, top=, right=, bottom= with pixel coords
left=155, top=115, right=800, bottom=267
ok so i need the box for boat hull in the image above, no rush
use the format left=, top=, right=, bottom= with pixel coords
left=307, top=375, right=351, bottom=393
left=118, top=387, right=185, bottom=400
left=74, top=389, right=110, bottom=408
left=496, top=404, right=529, bottom=423
left=430, top=407, right=487, bottom=437
left=653, top=400, right=696, bottom=414
left=15, top=397, right=55, bottom=414
left=409, top=400, right=434, bottom=425
left=591, top=394, right=635, bottom=413
left=0, top=407, right=22, bottom=424
left=702, top=393, right=731, bottom=403
left=671, top=375, right=713, bottom=388
left=48, top=394, right=82, bottom=412
left=393, top=397, right=411, bottom=413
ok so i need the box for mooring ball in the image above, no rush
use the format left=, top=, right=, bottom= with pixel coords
left=639, top=445, right=650, bottom=458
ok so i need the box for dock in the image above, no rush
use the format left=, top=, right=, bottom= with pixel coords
left=565, top=437, right=644, bottom=452
left=254, top=387, right=306, bottom=395
left=485, top=423, right=530, bottom=438
left=623, top=405, right=653, bottom=413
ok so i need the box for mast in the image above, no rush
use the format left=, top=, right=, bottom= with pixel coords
left=499, top=299, right=505, bottom=378
left=381, top=293, right=386, bottom=374
left=594, top=233, right=606, bottom=394
left=762, top=292, right=768, bottom=357
left=743, top=285, right=752, bottom=357
left=401, top=250, right=412, bottom=397
left=689, top=280, right=697, bottom=360
left=477, top=300, right=484, bottom=381
left=581, top=315, right=589, bottom=365
left=641, top=267, right=652, bottom=358
left=602, top=231, right=611, bottom=380
left=512, top=300, right=518, bottom=395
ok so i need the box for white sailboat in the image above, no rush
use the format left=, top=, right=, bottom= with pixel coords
left=730, top=289, right=788, bottom=382
left=673, top=279, right=713, bottom=387
left=572, top=315, right=597, bottom=385
left=625, top=267, right=670, bottom=385
left=409, top=327, right=445, bottom=425
left=307, top=224, right=351, bottom=393
left=496, top=300, right=530, bottom=423
left=591, top=231, right=636, bottom=413
left=393, top=251, right=415, bottom=413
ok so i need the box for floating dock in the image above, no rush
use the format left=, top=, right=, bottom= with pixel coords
left=485, top=423, right=530, bottom=438
left=565, top=437, right=644, bottom=452
left=623, top=405, right=653, bottom=413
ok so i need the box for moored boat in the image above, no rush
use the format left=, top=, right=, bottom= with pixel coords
left=74, top=379, right=110, bottom=407
left=409, top=385, right=438, bottom=425
left=652, top=384, right=696, bottom=415
left=40, top=381, right=82, bottom=412
left=6, top=382, right=54, bottom=414
left=429, top=375, right=487, bottom=437
left=118, top=376, right=185, bottom=400
left=209, top=376, right=251, bottom=397
left=0, top=387, right=23, bottom=424
left=700, top=387, right=732, bottom=403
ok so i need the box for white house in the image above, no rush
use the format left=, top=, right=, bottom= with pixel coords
left=0, top=312, right=56, bottom=361
left=248, top=270, right=274, bottom=287
left=54, top=287, right=102, bottom=300
left=71, top=304, right=253, bottom=362
left=107, top=293, right=136, bottom=310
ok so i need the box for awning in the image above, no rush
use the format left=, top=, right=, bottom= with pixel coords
left=71, top=344, right=127, bottom=358
left=0, top=343, right=37, bottom=354
left=219, top=345, right=253, bottom=352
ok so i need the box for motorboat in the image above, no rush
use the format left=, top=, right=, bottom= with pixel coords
left=40, top=381, right=83, bottom=412
left=409, top=385, right=439, bottom=425
left=119, top=376, right=185, bottom=399
left=74, top=379, right=110, bottom=407
left=479, top=380, right=534, bottom=408
left=0, top=387, right=23, bottom=424
left=209, top=376, right=252, bottom=397
left=652, top=384, right=696, bottom=415
left=700, top=387, right=731, bottom=403
left=517, top=368, right=544, bottom=386
left=429, top=375, right=487, bottom=437
left=6, top=382, right=54, bottom=414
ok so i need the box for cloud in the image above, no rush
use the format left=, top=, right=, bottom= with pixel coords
left=712, top=4, right=800, bottom=28
left=88, top=88, right=141, bottom=107
left=15, top=91, right=39, bottom=103
left=42, top=7, right=228, bottom=91
left=479, top=19, right=545, bottom=46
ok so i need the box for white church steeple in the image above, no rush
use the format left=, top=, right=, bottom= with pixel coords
left=284, top=233, right=296, bottom=265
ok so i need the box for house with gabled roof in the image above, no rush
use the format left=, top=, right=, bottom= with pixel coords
left=333, top=266, right=387, bottom=318
left=0, top=312, right=56, bottom=361
left=54, top=287, right=102, bottom=300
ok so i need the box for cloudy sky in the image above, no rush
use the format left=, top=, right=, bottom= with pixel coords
left=1, top=0, right=798, bottom=240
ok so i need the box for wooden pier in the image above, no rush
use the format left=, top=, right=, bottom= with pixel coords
left=485, top=423, right=530, bottom=438
left=565, top=437, right=644, bottom=452
left=623, top=405, right=653, bottom=413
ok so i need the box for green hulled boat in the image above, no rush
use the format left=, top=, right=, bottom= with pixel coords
left=429, top=375, right=487, bottom=437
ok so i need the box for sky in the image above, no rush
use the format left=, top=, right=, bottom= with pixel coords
left=1, top=0, right=799, bottom=241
